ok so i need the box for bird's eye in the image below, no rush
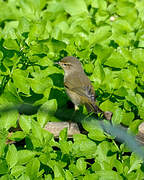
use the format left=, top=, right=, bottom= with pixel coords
left=63, top=63, right=67, bottom=66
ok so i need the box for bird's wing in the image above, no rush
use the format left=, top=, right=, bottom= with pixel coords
left=64, top=72, right=95, bottom=102
left=64, top=72, right=112, bottom=119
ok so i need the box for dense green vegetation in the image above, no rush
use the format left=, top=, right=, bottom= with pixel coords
left=0, top=0, right=144, bottom=179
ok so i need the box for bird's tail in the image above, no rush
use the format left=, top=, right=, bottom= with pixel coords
left=85, top=102, right=112, bottom=120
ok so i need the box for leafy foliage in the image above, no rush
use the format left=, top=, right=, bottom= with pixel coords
left=0, top=0, right=144, bottom=179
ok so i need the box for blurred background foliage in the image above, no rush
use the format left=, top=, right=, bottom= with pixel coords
left=0, top=0, right=144, bottom=179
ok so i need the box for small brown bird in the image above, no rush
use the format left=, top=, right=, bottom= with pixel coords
left=58, top=56, right=112, bottom=120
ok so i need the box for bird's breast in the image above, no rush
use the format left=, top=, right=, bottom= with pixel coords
left=65, top=88, right=81, bottom=106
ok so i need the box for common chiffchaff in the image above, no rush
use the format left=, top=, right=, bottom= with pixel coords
left=58, top=56, right=112, bottom=120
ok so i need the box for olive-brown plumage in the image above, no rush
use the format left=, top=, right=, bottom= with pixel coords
left=58, top=56, right=112, bottom=120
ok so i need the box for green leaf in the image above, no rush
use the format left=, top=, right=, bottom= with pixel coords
left=91, top=162, right=101, bottom=171
left=138, top=104, right=144, bottom=119
left=6, top=144, right=17, bottom=169
left=31, top=66, right=62, bottom=78
left=128, top=119, right=142, bottom=134
left=114, top=87, right=128, bottom=97
left=132, top=49, right=144, bottom=63
left=93, top=44, right=113, bottom=64
left=0, top=1, right=18, bottom=21
left=68, top=163, right=81, bottom=177
left=11, top=165, right=25, bottom=178
left=0, top=174, right=11, bottom=180
left=112, top=18, right=133, bottom=47
left=54, top=164, right=65, bottom=178
left=116, top=1, right=137, bottom=24
left=136, top=0, right=144, bottom=22
left=17, top=173, right=30, bottom=180
left=0, top=129, right=8, bottom=157
left=2, top=21, right=18, bottom=40
left=121, top=112, right=134, bottom=126
left=17, top=150, right=35, bottom=165
left=59, top=128, right=67, bottom=141
left=124, top=101, right=131, bottom=111
left=0, top=80, right=22, bottom=104
left=30, top=77, right=53, bottom=94
left=100, top=100, right=117, bottom=112
left=128, top=153, right=142, bottom=173
left=95, top=141, right=117, bottom=164
left=126, top=90, right=143, bottom=109
left=25, top=158, right=40, bottom=179
left=90, top=25, right=112, bottom=45
left=72, top=134, right=97, bottom=158
left=65, top=170, right=73, bottom=180
left=82, top=120, right=106, bottom=141
left=92, top=0, right=107, bottom=10
left=112, top=109, right=134, bottom=126
left=62, top=0, right=88, bottom=16
left=12, top=69, right=30, bottom=94
left=112, top=159, right=123, bottom=174
left=44, top=174, right=52, bottom=180
left=0, top=160, right=8, bottom=175
left=76, top=158, right=86, bottom=174
left=104, top=51, right=128, bottom=68
left=8, top=131, right=25, bottom=142
left=0, top=109, right=19, bottom=130
left=31, top=120, right=43, bottom=147
left=59, top=141, right=72, bottom=154
left=84, top=170, right=123, bottom=180
left=91, top=61, right=105, bottom=87
left=0, top=62, right=10, bottom=76
left=3, top=39, right=20, bottom=51
left=19, top=115, right=32, bottom=134
left=132, top=49, right=144, bottom=73
left=120, top=69, right=136, bottom=89
left=88, top=128, right=106, bottom=141
left=84, top=63, right=94, bottom=74
left=112, top=108, right=123, bottom=125
left=37, top=99, right=58, bottom=127
left=18, top=17, right=30, bottom=33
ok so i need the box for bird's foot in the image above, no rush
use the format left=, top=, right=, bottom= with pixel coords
left=104, top=111, right=113, bottom=120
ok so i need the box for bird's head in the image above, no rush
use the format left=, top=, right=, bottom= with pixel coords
left=57, top=56, right=83, bottom=75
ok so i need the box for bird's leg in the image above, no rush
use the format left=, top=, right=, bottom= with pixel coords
left=68, top=105, right=79, bottom=130
left=74, top=105, right=79, bottom=111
